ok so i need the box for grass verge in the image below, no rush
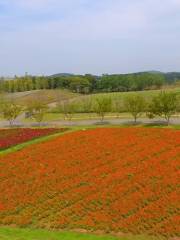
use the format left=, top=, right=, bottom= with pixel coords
left=0, top=227, right=164, bottom=240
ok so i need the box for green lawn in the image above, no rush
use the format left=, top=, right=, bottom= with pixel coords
left=22, top=112, right=136, bottom=123
left=20, top=87, right=180, bottom=123
left=22, top=111, right=179, bottom=123
left=90, top=87, right=180, bottom=100
left=0, top=228, right=163, bottom=240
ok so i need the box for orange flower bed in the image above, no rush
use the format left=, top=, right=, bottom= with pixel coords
left=0, top=128, right=179, bottom=237
left=0, top=128, right=66, bottom=150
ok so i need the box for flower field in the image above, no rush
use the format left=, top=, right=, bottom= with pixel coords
left=0, top=128, right=179, bottom=238
left=0, top=128, right=66, bottom=150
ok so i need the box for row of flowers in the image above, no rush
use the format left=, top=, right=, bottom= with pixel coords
left=0, top=127, right=179, bottom=237
left=0, top=128, right=66, bottom=150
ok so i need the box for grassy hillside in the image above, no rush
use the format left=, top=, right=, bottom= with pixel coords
left=0, top=128, right=179, bottom=238
left=3, top=86, right=180, bottom=106
left=49, top=87, right=180, bottom=121
left=4, top=89, right=80, bottom=105
left=2, top=87, right=180, bottom=122
left=86, top=87, right=180, bottom=102
left=71, top=87, right=180, bottom=112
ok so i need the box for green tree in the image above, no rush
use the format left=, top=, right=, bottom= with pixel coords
left=94, top=97, right=112, bottom=122
left=80, top=97, right=93, bottom=119
left=1, top=102, right=22, bottom=126
left=60, top=100, right=76, bottom=121
left=113, top=96, right=123, bottom=118
left=147, top=91, right=178, bottom=125
left=26, top=101, right=48, bottom=126
left=124, top=94, right=146, bottom=123
left=69, top=77, right=91, bottom=94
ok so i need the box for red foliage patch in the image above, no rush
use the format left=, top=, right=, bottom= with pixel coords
left=0, top=128, right=66, bottom=150
left=0, top=128, right=179, bottom=237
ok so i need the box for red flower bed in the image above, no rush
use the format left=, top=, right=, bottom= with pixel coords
left=0, top=128, right=65, bottom=149
left=0, top=128, right=179, bottom=237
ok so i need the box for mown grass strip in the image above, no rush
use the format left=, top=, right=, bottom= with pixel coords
left=0, top=227, right=164, bottom=240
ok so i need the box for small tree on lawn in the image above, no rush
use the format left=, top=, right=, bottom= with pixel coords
left=26, top=101, right=48, bottom=126
left=60, top=100, right=76, bottom=121
left=82, top=97, right=93, bottom=118
left=177, top=94, right=180, bottom=114
left=124, top=94, right=146, bottom=123
left=1, top=102, right=22, bottom=126
left=147, top=91, right=178, bottom=125
left=94, top=96, right=112, bottom=122
left=0, top=94, right=4, bottom=117
left=113, top=96, right=123, bottom=118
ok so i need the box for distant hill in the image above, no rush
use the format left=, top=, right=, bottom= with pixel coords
left=49, top=71, right=180, bottom=82
left=115, top=71, right=180, bottom=84
left=1, top=71, right=179, bottom=94
left=130, top=70, right=163, bottom=74
left=163, top=72, right=180, bottom=83
left=146, top=70, right=164, bottom=74
left=137, top=71, right=180, bottom=83
left=50, top=73, right=74, bottom=77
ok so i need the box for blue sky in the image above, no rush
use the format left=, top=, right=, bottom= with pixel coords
left=0, top=0, right=180, bottom=76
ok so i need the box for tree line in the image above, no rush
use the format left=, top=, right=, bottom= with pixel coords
left=0, top=72, right=167, bottom=94
left=0, top=91, right=179, bottom=126
left=57, top=91, right=179, bottom=125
